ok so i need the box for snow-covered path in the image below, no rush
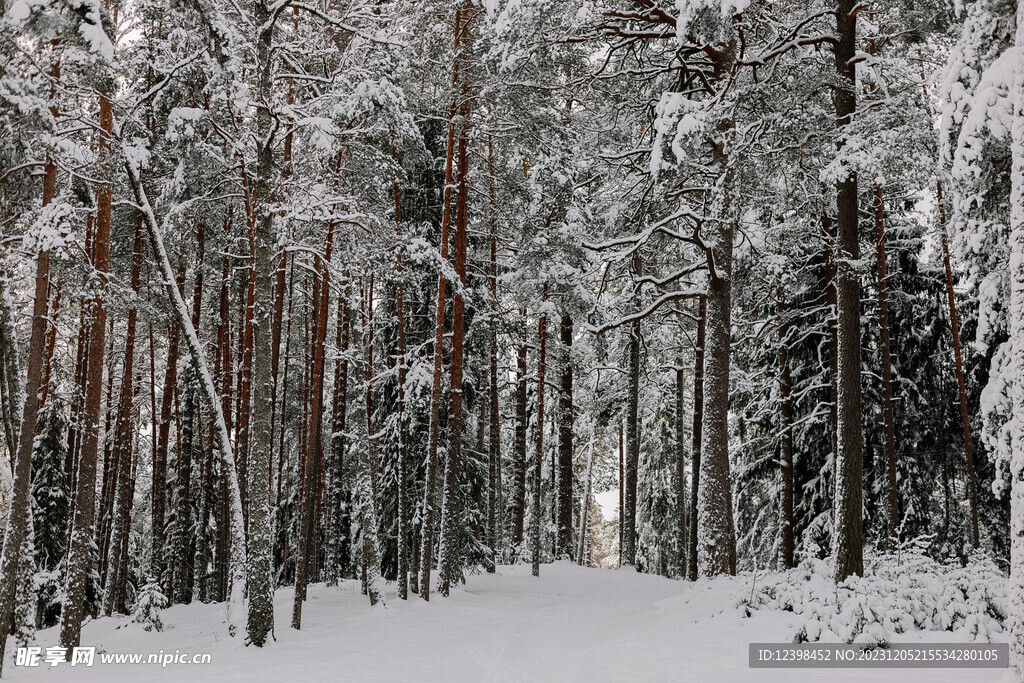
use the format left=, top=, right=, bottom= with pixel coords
left=5, top=563, right=1008, bottom=682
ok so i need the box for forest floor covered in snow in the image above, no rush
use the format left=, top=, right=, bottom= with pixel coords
left=4, top=561, right=1011, bottom=682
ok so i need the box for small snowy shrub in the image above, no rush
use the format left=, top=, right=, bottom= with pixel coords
left=33, top=569, right=63, bottom=628
left=744, top=548, right=1007, bottom=645
left=132, top=579, right=168, bottom=632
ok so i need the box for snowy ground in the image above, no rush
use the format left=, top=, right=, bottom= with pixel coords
left=4, top=563, right=1011, bottom=682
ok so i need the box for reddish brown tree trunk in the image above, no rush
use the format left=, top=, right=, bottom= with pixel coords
left=438, top=90, right=472, bottom=596
left=61, top=91, right=114, bottom=653
left=0, top=123, right=58, bottom=674
left=40, top=274, right=61, bottom=410
left=215, top=224, right=234, bottom=602
left=102, top=213, right=144, bottom=615
left=327, top=287, right=349, bottom=584
left=937, top=182, right=980, bottom=547
left=236, top=218, right=256, bottom=531
left=418, top=5, right=466, bottom=602
left=292, top=222, right=335, bottom=628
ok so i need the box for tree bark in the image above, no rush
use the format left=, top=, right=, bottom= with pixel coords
left=531, top=294, right=547, bottom=577
left=245, top=0, right=280, bottom=642
left=687, top=295, right=705, bottom=582
left=60, top=89, right=114, bottom=652
left=873, top=186, right=899, bottom=547
left=556, top=313, right=574, bottom=560
left=618, top=422, right=623, bottom=567
left=675, top=356, right=687, bottom=578
left=936, top=181, right=980, bottom=548
left=486, top=134, right=503, bottom=567
left=173, top=222, right=205, bottom=605
left=358, top=278, right=385, bottom=606
left=214, top=224, right=234, bottom=603
left=510, top=338, right=528, bottom=551
left=0, top=133, right=57, bottom=674
left=778, top=291, right=794, bottom=570
left=696, top=36, right=738, bottom=578
left=102, top=214, right=144, bottom=615
left=292, top=222, right=335, bottom=628
left=152, top=263, right=183, bottom=589
left=393, top=161, right=411, bottom=598
left=832, top=0, right=864, bottom=583
left=622, top=312, right=641, bottom=569
left=327, top=290, right=350, bottom=584
left=438, top=90, right=471, bottom=596
left=418, top=6, right=466, bottom=601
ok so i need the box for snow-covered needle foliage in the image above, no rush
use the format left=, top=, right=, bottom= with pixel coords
left=131, top=580, right=169, bottom=633
left=743, top=548, right=1008, bottom=647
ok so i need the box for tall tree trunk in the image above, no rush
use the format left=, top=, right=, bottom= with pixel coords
left=214, top=228, right=234, bottom=603
left=236, top=222, right=255, bottom=533
left=778, top=291, right=794, bottom=570
left=61, top=88, right=114, bottom=652
left=358, top=278, right=385, bottom=605
left=675, top=356, right=687, bottom=578
left=577, top=428, right=595, bottom=565
left=40, top=275, right=61, bottom=415
left=67, top=214, right=95, bottom=497
left=438, top=92, right=471, bottom=596
left=246, top=0, right=279, bottom=642
left=292, top=222, right=335, bottom=628
left=174, top=223, right=205, bottom=605
left=102, top=214, right=144, bottom=615
left=486, top=134, right=502, bottom=567
left=687, top=295, right=705, bottom=582
left=153, top=263, right=183, bottom=589
left=618, top=422, right=623, bottom=566
left=936, top=182, right=980, bottom=548
left=832, top=0, right=864, bottom=583
left=327, top=290, right=349, bottom=584
left=621, top=320, right=641, bottom=569
left=510, top=337, right=528, bottom=551
left=394, top=167, right=411, bottom=599
left=873, top=186, right=899, bottom=547
left=269, top=250, right=286, bottom=494
left=697, top=38, right=738, bottom=578
left=823, top=210, right=839, bottom=466
left=556, top=313, right=574, bottom=560
left=277, top=255, right=294, bottom=509
left=418, top=6, right=466, bottom=601
left=0, top=129, right=57, bottom=674
left=531, top=293, right=548, bottom=577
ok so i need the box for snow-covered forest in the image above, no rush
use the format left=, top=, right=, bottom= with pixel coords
left=0, top=0, right=1023, bottom=679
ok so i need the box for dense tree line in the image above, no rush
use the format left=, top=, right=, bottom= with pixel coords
left=0, top=0, right=1022, bottom=675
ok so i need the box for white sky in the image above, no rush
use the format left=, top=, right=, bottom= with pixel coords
left=594, top=489, right=618, bottom=521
